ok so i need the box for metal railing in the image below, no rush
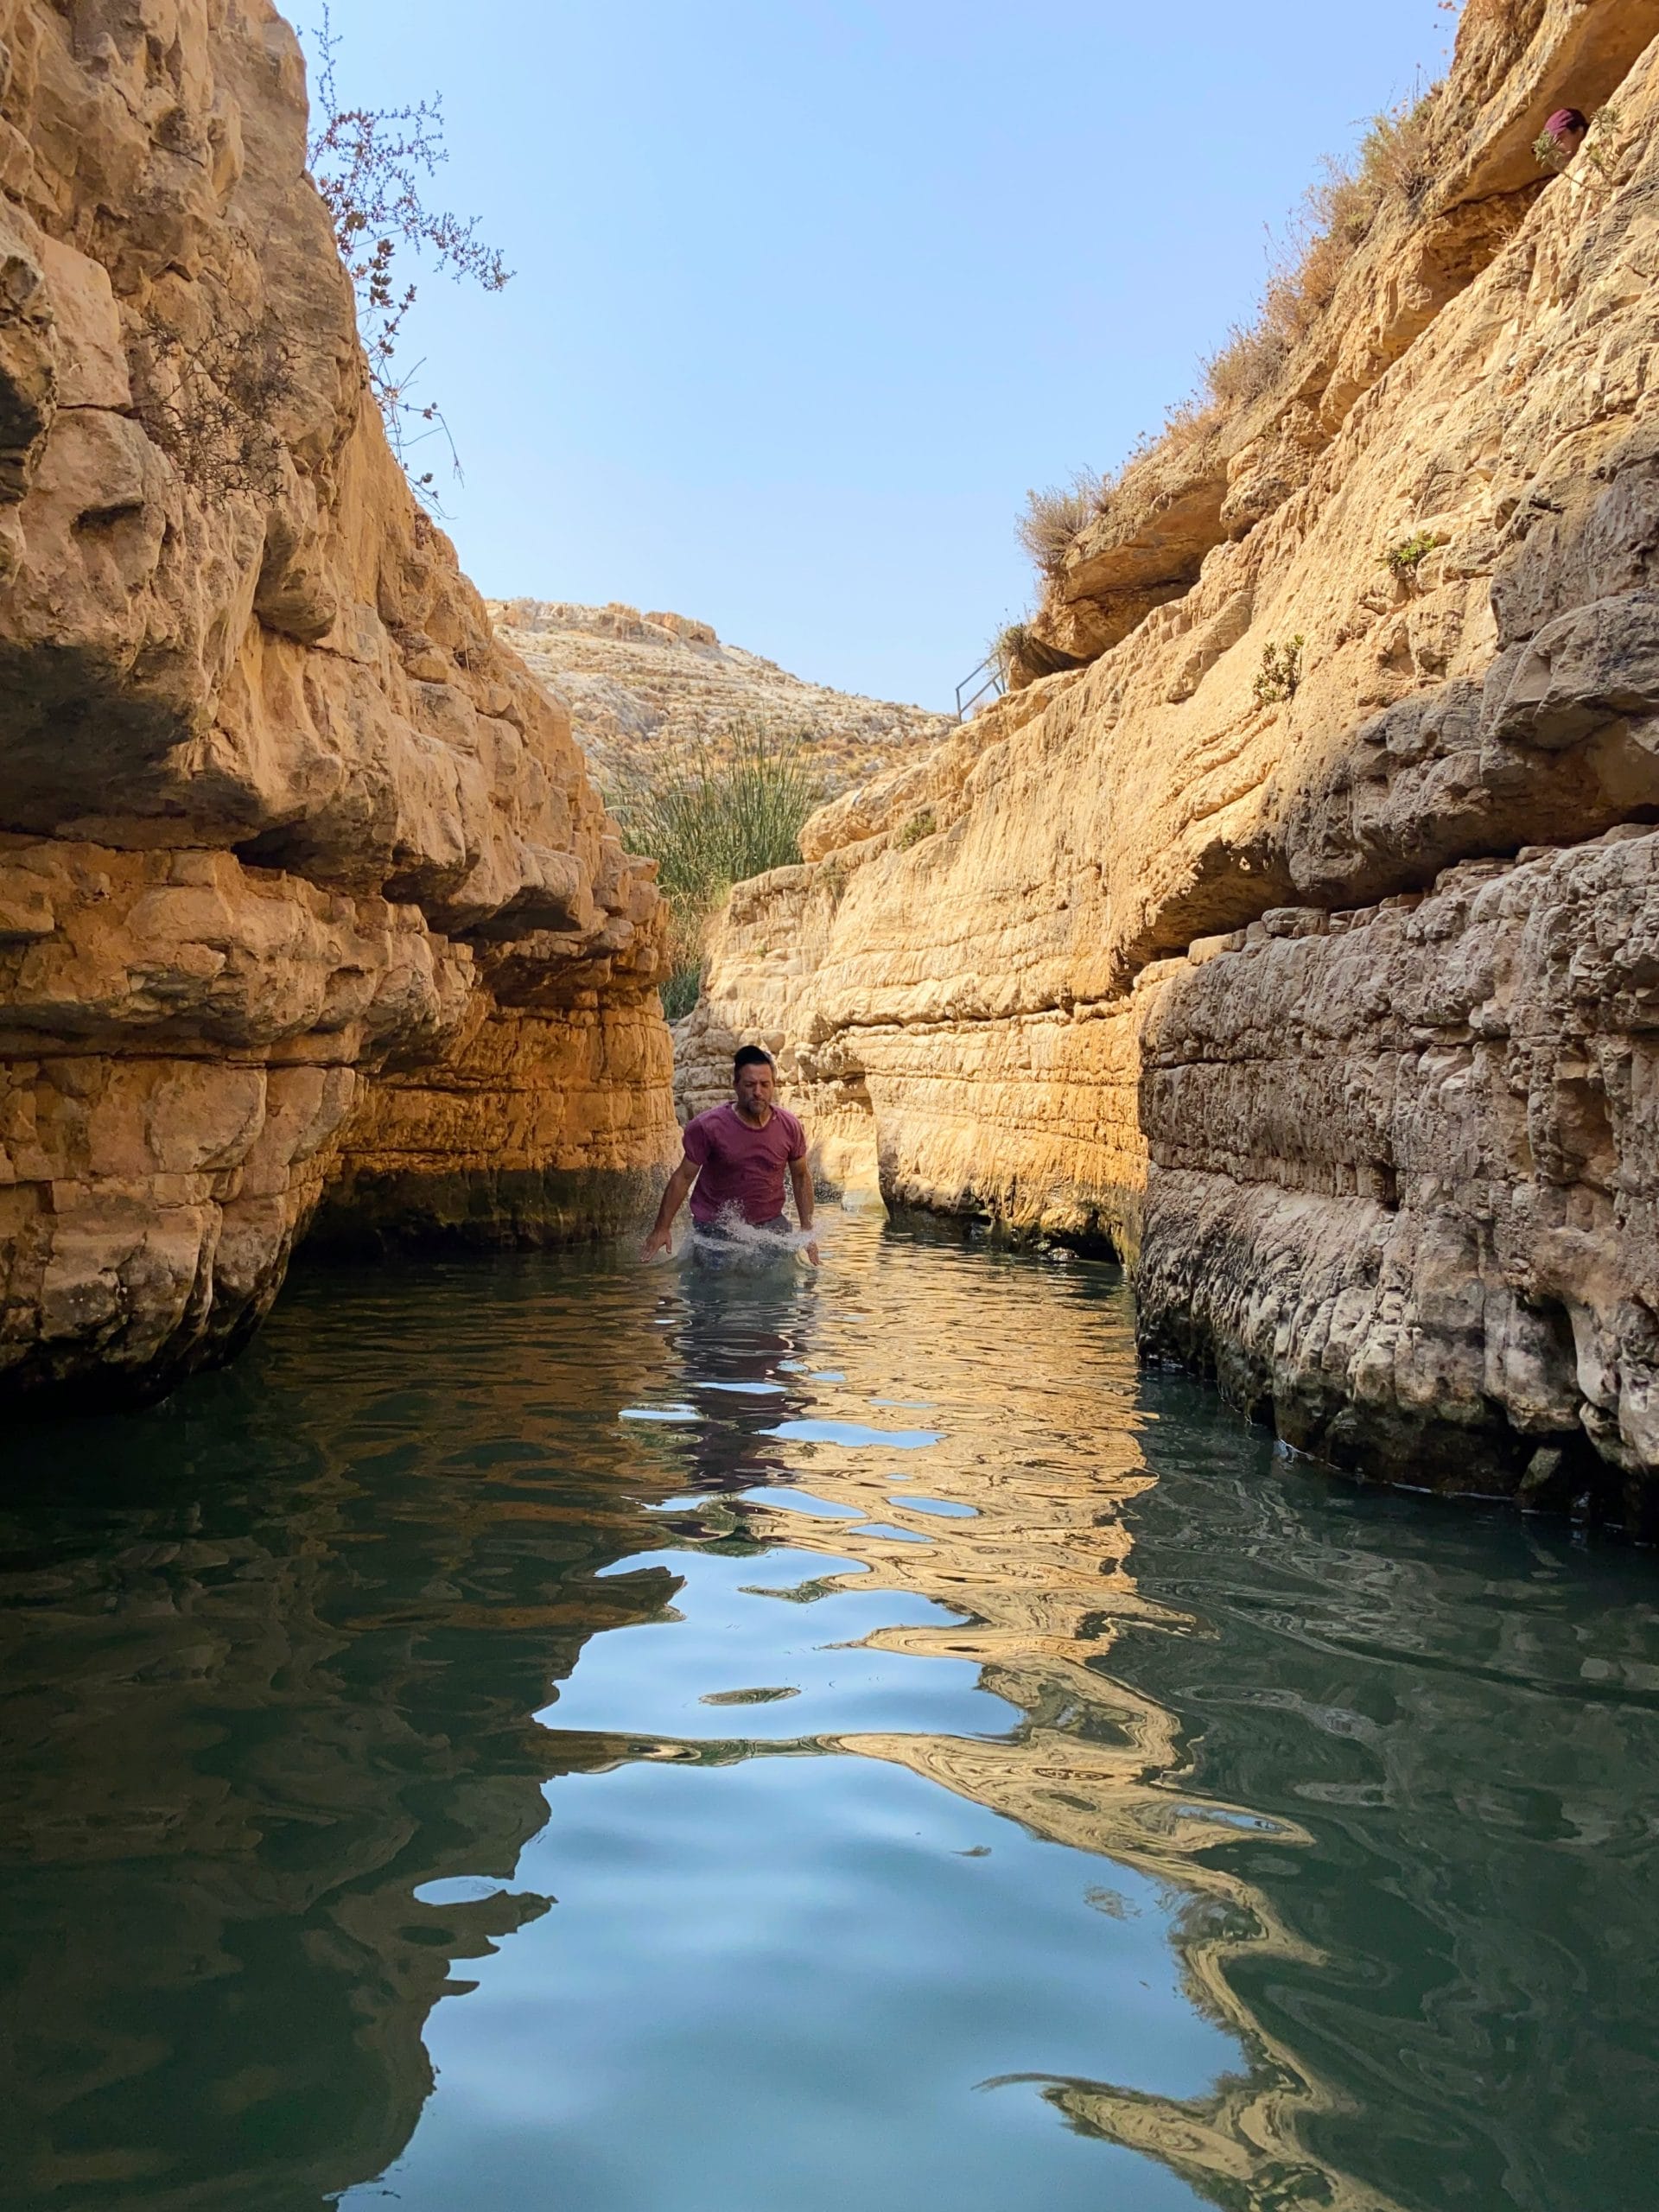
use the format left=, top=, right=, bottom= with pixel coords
left=954, top=654, right=1006, bottom=721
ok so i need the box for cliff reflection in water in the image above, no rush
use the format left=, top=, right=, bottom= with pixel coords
left=0, top=1274, right=687, bottom=2209
left=0, top=1224, right=1656, bottom=2212
left=610, top=1243, right=1392, bottom=2212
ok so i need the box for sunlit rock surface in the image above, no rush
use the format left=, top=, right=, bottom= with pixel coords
left=685, top=0, right=1659, bottom=1521
left=490, top=599, right=949, bottom=797
left=0, top=0, right=678, bottom=1405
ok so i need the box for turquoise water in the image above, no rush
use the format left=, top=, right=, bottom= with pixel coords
left=2, top=1220, right=1656, bottom=2211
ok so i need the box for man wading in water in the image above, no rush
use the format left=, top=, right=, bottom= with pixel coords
left=642, top=1046, right=820, bottom=1264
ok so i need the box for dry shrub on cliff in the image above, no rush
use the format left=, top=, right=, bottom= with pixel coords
left=1016, top=472, right=1105, bottom=579
left=611, top=717, right=823, bottom=1019
left=1204, top=90, right=1436, bottom=413
left=305, top=10, right=511, bottom=499
left=132, top=319, right=302, bottom=496
left=138, top=16, right=512, bottom=503
left=1010, top=87, right=1439, bottom=591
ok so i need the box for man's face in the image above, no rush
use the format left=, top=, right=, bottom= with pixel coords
left=734, top=1061, right=775, bottom=1116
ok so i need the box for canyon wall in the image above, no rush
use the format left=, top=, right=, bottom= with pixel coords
left=0, top=0, right=677, bottom=1406
left=681, top=0, right=1659, bottom=1527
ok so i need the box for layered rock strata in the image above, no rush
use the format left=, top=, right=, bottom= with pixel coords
left=683, top=0, right=1659, bottom=1522
left=0, top=0, right=677, bottom=1405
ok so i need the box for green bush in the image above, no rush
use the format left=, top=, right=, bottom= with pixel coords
left=1382, top=530, right=1441, bottom=582
left=609, top=715, right=822, bottom=1021
left=1253, top=635, right=1305, bottom=709
left=894, top=809, right=938, bottom=850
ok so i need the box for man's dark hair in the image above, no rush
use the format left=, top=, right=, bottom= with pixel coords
left=733, top=1045, right=774, bottom=1077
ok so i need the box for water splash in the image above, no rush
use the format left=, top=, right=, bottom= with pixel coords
left=681, top=1203, right=823, bottom=1271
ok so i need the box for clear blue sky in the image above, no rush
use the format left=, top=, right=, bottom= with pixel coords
left=310, top=0, right=1454, bottom=709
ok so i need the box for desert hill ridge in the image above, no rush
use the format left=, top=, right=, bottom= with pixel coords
left=489, top=598, right=951, bottom=793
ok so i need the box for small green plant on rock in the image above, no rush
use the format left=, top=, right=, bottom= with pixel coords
left=1253, top=635, right=1305, bottom=709
left=894, top=809, right=938, bottom=850
left=1382, top=530, right=1442, bottom=584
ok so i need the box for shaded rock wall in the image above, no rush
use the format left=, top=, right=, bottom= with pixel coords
left=0, top=0, right=677, bottom=1405
left=683, top=1, right=1659, bottom=1522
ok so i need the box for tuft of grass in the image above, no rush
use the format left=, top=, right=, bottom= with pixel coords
left=1253, top=636, right=1305, bottom=709
left=1204, top=320, right=1292, bottom=413
left=1009, top=85, right=1443, bottom=615
left=992, top=621, right=1029, bottom=676
left=1382, top=530, right=1442, bottom=582
left=1016, top=470, right=1104, bottom=580
left=608, top=714, right=822, bottom=1020
left=1203, top=89, right=1437, bottom=415
left=893, top=809, right=938, bottom=849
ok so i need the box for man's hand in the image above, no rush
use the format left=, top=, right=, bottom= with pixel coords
left=643, top=1159, right=697, bottom=1260
left=788, top=1154, right=818, bottom=1266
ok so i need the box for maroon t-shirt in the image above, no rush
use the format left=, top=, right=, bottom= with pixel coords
left=682, top=1102, right=806, bottom=1226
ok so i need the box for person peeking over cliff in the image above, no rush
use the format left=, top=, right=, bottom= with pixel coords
left=642, top=1045, right=820, bottom=1265
left=1542, top=106, right=1588, bottom=161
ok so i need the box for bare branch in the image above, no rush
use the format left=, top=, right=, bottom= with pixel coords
left=305, top=6, right=512, bottom=505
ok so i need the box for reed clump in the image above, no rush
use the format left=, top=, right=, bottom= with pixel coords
left=609, top=715, right=823, bottom=1019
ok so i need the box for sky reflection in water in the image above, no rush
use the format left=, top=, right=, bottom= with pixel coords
left=0, top=1220, right=1656, bottom=2211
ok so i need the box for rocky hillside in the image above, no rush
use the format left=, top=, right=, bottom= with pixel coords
left=0, top=0, right=678, bottom=1408
left=679, top=0, right=1659, bottom=1533
left=490, top=599, right=950, bottom=794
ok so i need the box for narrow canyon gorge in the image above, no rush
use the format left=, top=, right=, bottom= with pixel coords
left=5, top=0, right=1659, bottom=1544
left=678, top=0, right=1659, bottom=1529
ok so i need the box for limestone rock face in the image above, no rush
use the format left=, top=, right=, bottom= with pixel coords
left=687, top=1, right=1659, bottom=1523
left=0, top=0, right=677, bottom=1406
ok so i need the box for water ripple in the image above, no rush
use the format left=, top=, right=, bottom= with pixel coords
left=0, top=1225, right=1653, bottom=2212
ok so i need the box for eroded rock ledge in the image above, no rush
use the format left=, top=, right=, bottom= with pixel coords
left=682, top=0, right=1659, bottom=1527
left=0, top=0, right=677, bottom=1406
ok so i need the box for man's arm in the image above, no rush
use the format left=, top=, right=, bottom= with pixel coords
left=789, top=1154, right=820, bottom=1264
left=642, top=1157, right=698, bottom=1258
